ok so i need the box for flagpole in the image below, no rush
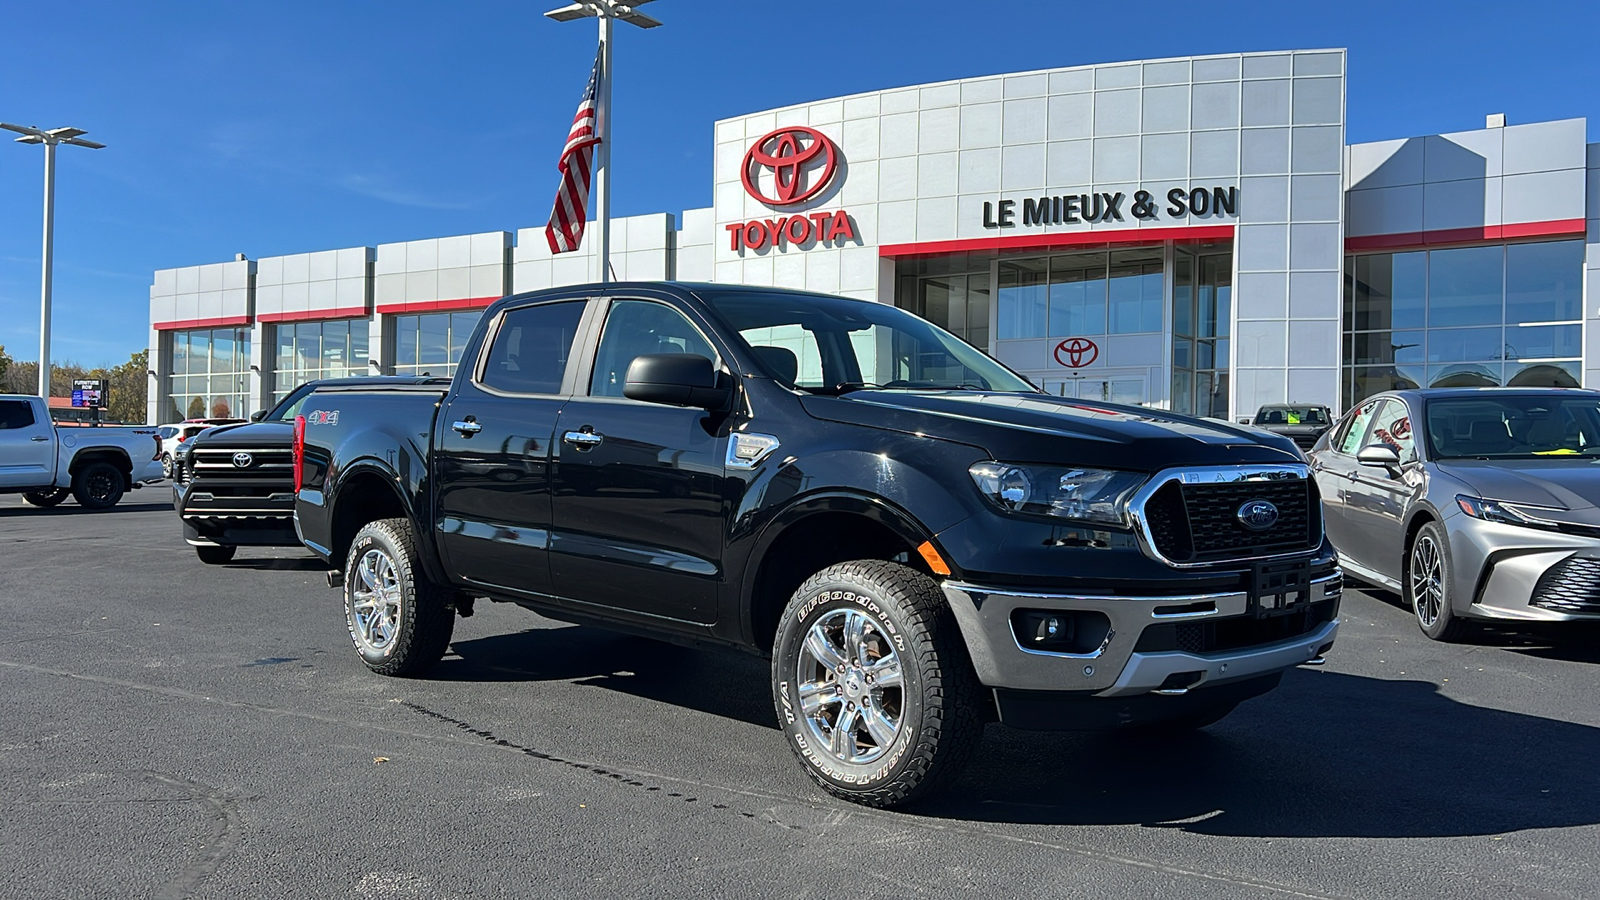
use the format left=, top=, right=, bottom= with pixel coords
left=595, top=11, right=612, bottom=284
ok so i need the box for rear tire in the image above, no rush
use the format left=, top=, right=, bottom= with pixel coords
left=344, top=518, right=454, bottom=677
left=195, top=545, right=237, bottom=565
left=22, top=489, right=68, bottom=508
left=71, top=462, right=125, bottom=510
left=1408, top=521, right=1468, bottom=642
left=772, top=560, right=983, bottom=809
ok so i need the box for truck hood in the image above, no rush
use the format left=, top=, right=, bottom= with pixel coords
left=1437, top=458, right=1600, bottom=513
left=185, top=420, right=291, bottom=449
left=800, top=391, right=1304, bottom=470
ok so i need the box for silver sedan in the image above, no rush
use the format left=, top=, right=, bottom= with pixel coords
left=1309, top=387, right=1600, bottom=640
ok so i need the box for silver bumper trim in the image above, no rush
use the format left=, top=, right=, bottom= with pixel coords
left=941, top=572, right=1341, bottom=694
left=1098, top=620, right=1339, bottom=697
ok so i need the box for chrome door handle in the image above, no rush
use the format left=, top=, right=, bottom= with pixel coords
left=30, top=436, right=49, bottom=442
left=452, top=420, right=482, bottom=435
left=563, top=430, right=603, bottom=448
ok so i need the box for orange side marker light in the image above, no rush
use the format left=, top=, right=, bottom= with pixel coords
left=916, top=540, right=952, bottom=577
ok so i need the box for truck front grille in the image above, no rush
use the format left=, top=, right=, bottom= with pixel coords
left=1531, top=557, right=1600, bottom=614
left=1140, top=477, right=1319, bottom=565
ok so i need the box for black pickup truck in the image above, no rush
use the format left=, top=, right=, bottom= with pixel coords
left=174, top=376, right=448, bottom=564
left=294, top=282, right=1341, bottom=808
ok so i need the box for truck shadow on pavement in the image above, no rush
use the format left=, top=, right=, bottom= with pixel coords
left=444, top=627, right=1600, bottom=838
left=442, top=628, right=778, bottom=730
left=924, top=668, right=1600, bottom=837
left=0, top=500, right=171, bottom=518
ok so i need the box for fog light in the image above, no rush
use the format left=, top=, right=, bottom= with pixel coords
left=1010, top=609, right=1113, bottom=655
left=1021, top=612, right=1074, bottom=647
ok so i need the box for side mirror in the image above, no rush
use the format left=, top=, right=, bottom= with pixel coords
left=623, top=353, right=730, bottom=410
left=1357, top=443, right=1402, bottom=470
left=249, top=410, right=267, bottom=422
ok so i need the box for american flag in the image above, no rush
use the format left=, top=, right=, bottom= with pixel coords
left=545, top=51, right=603, bottom=254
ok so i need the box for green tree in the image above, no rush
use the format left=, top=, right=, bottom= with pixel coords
left=0, top=345, right=10, bottom=387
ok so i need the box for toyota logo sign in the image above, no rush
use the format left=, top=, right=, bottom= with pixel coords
left=1053, top=338, right=1099, bottom=369
left=232, top=452, right=254, bottom=468
left=741, top=126, right=838, bottom=207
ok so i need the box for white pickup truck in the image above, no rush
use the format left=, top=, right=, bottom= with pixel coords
left=0, top=395, right=164, bottom=510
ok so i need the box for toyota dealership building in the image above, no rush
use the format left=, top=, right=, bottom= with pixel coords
left=146, top=48, right=1600, bottom=424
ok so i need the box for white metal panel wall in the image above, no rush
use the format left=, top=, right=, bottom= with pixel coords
left=375, top=231, right=510, bottom=309
left=255, top=247, right=373, bottom=319
left=513, top=212, right=675, bottom=292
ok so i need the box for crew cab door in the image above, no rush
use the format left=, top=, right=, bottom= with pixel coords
left=0, top=399, right=55, bottom=488
left=547, top=296, right=731, bottom=624
left=433, top=298, right=590, bottom=599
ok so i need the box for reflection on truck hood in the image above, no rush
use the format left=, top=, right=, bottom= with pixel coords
left=1438, top=458, right=1600, bottom=513
left=800, top=391, right=1304, bottom=470
left=185, top=421, right=291, bottom=449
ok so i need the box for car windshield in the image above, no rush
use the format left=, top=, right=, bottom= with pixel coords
left=699, top=290, right=1037, bottom=395
left=1425, top=394, right=1600, bottom=459
left=1256, top=405, right=1329, bottom=426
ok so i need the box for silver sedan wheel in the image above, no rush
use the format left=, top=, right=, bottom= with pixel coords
left=350, top=548, right=403, bottom=654
left=1411, top=533, right=1445, bottom=628
left=795, top=608, right=905, bottom=766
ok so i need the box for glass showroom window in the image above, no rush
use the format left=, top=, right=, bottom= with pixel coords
left=893, top=253, right=993, bottom=351
left=1171, top=246, right=1233, bottom=418
left=391, top=311, right=485, bottom=377
left=272, top=320, right=370, bottom=403
left=997, top=248, right=1165, bottom=341
left=166, top=327, right=250, bottom=423
left=1342, top=239, right=1584, bottom=408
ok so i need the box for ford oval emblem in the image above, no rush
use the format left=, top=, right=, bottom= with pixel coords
left=1237, top=499, right=1279, bottom=531
left=232, top=452, right=254, bottom=468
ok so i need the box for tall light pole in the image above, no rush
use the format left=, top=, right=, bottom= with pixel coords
left=544, top=1, right=660, bottom=284
left=1, top=123, right=105, bottom=399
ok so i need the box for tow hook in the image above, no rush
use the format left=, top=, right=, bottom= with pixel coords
left=325, top=569, right=342, bottom=589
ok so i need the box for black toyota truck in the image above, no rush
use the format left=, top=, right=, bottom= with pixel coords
left=294, top=282, right=1341, bottom=808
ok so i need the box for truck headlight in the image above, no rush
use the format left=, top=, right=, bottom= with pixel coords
left=968, top=462, right=1146, bottom=526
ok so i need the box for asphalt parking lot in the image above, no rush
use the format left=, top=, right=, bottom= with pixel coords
left=2, top=494, right=1598, bottom=900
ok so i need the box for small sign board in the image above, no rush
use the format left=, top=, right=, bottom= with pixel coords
left=71, top=378, right=108, bottom=409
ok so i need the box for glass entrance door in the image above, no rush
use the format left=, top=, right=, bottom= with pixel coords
left=1043, top=375, right=1148, bottom=405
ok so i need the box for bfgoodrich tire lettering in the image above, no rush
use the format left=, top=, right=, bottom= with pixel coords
left=772, top=560, right=982, bottom=808
left=344, top=517, right=454, bottom=677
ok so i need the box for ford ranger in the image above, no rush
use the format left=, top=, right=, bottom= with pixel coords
left=293, top=283, right=1341, bottom=808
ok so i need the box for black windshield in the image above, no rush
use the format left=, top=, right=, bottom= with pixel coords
left=1426, top=394, right=1600, bottom=459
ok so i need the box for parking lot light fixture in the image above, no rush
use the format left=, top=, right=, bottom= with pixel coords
left=0, top=121, right=106, bottom=399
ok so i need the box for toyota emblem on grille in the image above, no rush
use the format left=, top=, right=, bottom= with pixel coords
left=1236, top=499, right=1279, bottom=531
left=232, top=452, right=254, bottom=468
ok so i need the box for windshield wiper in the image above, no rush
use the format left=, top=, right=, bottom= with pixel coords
left=821, top=381, right=885, bottom=395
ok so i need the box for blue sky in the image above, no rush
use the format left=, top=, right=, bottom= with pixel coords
left=3, top=0, right=1598, bottom=367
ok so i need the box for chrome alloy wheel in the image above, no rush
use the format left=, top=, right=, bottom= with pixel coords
left=795, top=608, right=905, bottom=766
left=350, top=548, right=403, bottom=654
left=1411, top=533, right=1445, bottom=628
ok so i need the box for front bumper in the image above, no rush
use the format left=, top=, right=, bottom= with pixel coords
left=173, top=480, right=298, bottom=547
left=1450, top=517, right=1600, bottom=621
left=941, top=571, right=1341, bottom=698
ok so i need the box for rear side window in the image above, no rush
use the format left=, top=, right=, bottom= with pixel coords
left=1334, top=400, right=1381, bottom=455
left=0, top=400, right=37, bottom=430
left=589, top=300, right=716, bottom=398
left=480, top=301, right=586, bottom=395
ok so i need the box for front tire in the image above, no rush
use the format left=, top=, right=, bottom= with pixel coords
left=22, top=488, right=68, bottom=508
left=195, top=545, right=237, bottom=565
left=1408, top=521, right=1467, bottom=642
left=772, top=560, right=983, bottom=809
left=71, top=462, right=125, bottom=510
left=161, top=453, right=173, bottom=479
left=344, top=518, right=454, bottom=677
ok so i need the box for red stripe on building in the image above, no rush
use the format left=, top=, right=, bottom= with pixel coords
left=374, top=296, right=499, bottom=315
left=255, top=306, right=371, bottom=324
left=879, top=224, right=1237, bottom=259
left=153, top=315, right=252, bottom=331
left=1345, top=218, right=1586, bottom=252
